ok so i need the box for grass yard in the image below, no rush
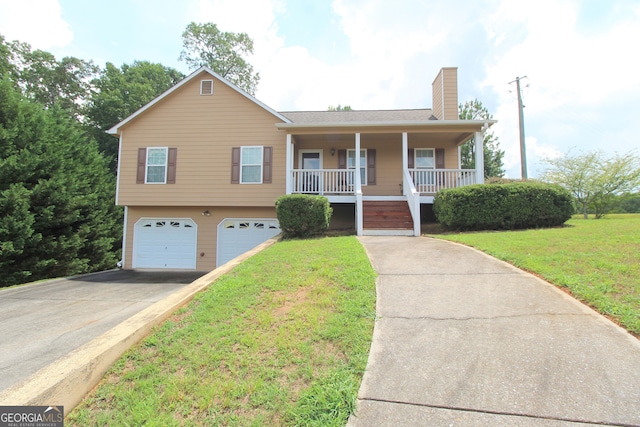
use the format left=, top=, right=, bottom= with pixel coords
left=435, top=214, right=640, bottom=335
left=67, top=236, right=377, bottom=426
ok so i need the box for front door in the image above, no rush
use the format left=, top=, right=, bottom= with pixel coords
left=300, top=150, right=322, bottom=193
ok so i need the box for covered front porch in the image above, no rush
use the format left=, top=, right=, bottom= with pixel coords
left=277, top=121, right=490, bottom=236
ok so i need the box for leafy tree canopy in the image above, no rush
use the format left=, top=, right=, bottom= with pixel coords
left=542, top=150, right=640, bottom=218
left=328, top=105, right=352, bottom=111
left=458, top=99, right=505, bottom=178
left=179, top=22, right=260, bottom=95
left=1, top=35, right=99, bottom=119
left=86, top=61, right=185, bottom=169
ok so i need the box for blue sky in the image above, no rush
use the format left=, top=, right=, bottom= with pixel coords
left=1, top=0, right=639, bottom=178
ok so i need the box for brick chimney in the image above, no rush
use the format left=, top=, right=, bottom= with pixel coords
left=431, top=67, right=458, bottom=120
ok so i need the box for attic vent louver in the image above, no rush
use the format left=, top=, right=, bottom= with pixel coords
left=200, top=80, right=213, bottom=95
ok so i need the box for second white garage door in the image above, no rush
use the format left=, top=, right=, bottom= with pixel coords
left=217, top=218, right=281, bottom=267
left=133, top=218, right=197, bottom=269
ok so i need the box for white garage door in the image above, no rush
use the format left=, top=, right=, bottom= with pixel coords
left=217, top=218, right=281, bottom=267
left=133, top=218, right=197, bottom=269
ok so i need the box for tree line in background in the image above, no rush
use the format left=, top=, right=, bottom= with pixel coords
left=0, top=23, right=258, bottom=287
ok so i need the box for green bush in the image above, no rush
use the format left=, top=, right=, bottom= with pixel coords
left=433, top=182, right=574, bottom=230
left=275, top=194, right=333, bottom=238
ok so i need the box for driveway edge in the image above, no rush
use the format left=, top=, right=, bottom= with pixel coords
left=0, top=238, right=278, bottom=412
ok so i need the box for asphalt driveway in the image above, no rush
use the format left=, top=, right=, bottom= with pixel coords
left=0, top=270, right=206, bottom=392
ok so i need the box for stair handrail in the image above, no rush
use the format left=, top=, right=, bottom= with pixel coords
left=403, top=168, right=421, bottom=236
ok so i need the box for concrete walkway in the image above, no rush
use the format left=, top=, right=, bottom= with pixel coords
left=349, top=236, right=640, bottom=427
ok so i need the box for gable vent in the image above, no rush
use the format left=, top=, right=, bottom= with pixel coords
left=200, top=80, right=213, bottom=95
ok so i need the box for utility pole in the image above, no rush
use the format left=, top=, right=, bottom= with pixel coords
left=510, top=76, right=528, bottom=179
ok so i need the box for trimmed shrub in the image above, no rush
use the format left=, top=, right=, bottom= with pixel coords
left=433, top=182, right=574, bottom=230
left=276, top=194, right=333, bottom=238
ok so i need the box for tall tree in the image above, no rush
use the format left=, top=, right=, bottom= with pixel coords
left=542, top=150, right=640, bottom=218
left=459, top=99, right=505, bottom=178
left=0, top=34, right=14, bottom=77
left=86, top=61, right=185, bottom=171
left=0, top=77, right=121, bottom=287
left=179, top=22, right=260, bottom=95
left=5, top=38, right=98, bottom=119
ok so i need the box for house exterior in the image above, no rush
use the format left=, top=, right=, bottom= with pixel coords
left=109, top=66, right=494, bottom=271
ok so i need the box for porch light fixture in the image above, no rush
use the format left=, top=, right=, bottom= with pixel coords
left=331, top=148, right=336, bottom=156
left=202, top=210, right=211, bottom=216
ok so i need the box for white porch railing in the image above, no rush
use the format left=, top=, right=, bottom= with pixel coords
left=291, top=169, right=356, bottom=194
left=292, top=168, right=477, bottom=195
left=409, top=169, right=477, bottom=194
left=403, top=169, right=421, bottom=236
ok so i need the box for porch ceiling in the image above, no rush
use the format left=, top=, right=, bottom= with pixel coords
left=276, top=119, right=494, bottom=146
left=289, top=130, right=475, bottom=146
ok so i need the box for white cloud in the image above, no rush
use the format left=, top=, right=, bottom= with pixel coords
left=0, top=0, right=73, bottom=48
left=191, top=0, right=284, bottom=64
left=482, top=0, right=640, bottom=177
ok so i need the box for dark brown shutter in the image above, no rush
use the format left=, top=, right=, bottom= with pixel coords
left=408, top=148, right=414, bottom=169
left=167, top=148, right=177, bottom=184
left=137, top=148, right=146, bottom=184
left=231, top=147, right=240, bottom=184
left=367, top=149, right=376, bottom=185
left=263, top=146, right=272, bottom=184
left=435, top=148, right=445, bottom=169
left=337, top=149, right=347, bottom=169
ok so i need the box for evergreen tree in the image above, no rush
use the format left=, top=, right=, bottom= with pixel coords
left=0, top=78, right=121, bottom=287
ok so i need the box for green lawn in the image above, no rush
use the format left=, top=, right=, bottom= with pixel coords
left=435, top=214, right=640, bottom=335
left=67, top=236, right=376, bottom=427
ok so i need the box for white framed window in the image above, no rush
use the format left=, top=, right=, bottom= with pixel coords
left=146, top=147, right=168, bottom=183
left=240, top=146, right=263, bottom=184
left=347, top=149, right=367, bottom=185
left=414, top=148, right=435, bottom=186
left=415, top=148, right=435, bottom=169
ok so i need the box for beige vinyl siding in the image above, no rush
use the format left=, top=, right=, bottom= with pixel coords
left=124, top=206, right=277, bottom=271
left=117, top=72, right=286, bottom=207
left=431, top=67, right=458, bottom=120
left=432, top=72, right=444, bottom=120
left=441, top=68, right=459, bottom=120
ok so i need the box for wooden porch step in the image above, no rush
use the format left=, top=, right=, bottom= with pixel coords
left=363, top=201, right=413, bottom=230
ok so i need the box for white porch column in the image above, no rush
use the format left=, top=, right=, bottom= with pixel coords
left=355, top=133, right=363, bottom=236
left=285, top=134, right=293, bottom=194
left=402, top=132, right=408, bottom=171
left=474, top=131, right=485, bottom=184
left=355, top=132, right=361, bottom=181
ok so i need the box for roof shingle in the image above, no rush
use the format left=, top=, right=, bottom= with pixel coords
left=279, top=109, right=436, bottom=123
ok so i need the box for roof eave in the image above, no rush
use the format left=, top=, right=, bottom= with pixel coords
left=276, top=119, right=497, bottom=130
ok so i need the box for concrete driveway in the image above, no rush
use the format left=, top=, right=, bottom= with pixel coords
left=350, top=236, right=640, bottom=427
left=0, top=270, right=206, bottom=392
